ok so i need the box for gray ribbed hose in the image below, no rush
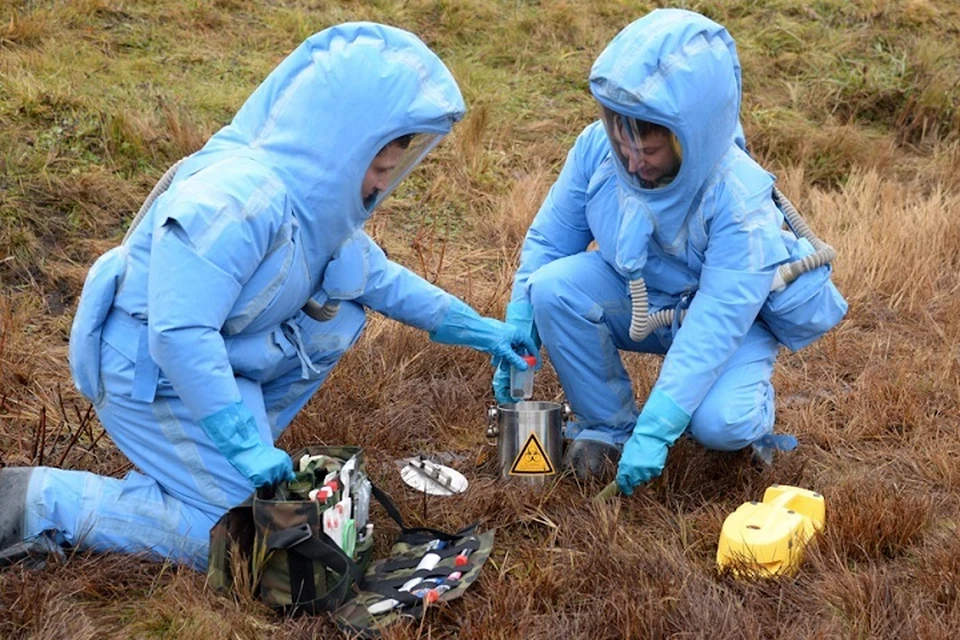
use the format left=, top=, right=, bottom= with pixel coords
left=628, top=186, right=836, bottom=342
left=122, top=159, right=340, bottom=322
left=627, top=278, right=677, bottom=341
left=303, top=299, right=340, bottom=321
left=769, top=186, right=836, bottom=288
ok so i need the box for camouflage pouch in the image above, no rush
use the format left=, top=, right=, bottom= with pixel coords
left=208, top=446, right=372, bottom=614
left=334, top=528, right=495, bottom=636
left=255, top=445, right=375, bottom=613
left=208, top=446, right=494, bottom=633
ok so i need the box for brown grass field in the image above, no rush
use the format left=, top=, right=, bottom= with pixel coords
left=2, top=0, right=959, bottom=638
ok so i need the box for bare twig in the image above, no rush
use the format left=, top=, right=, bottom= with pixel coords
left=57, top=410, right=87, bottom=467
left=34, top=405, right=47, bottom=466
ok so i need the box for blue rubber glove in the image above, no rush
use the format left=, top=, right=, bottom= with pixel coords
left=430, top=298, right=538, bottom=371
left=492, top=366, right=514, bottom=405
left=492, top=302, right=541, bottom=404
left=616, top=389, right=690, bottom=496
left=751, top=432, right=799, bottom=466
left=199, top=402, right=295, bottom=488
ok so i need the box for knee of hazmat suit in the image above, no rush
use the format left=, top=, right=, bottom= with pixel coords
left=59, top=23, right=468, bottom=563
left=507, top=10, right=845, bottom=485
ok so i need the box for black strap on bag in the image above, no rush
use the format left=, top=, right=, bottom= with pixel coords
left=266, top=522, right=366, bottom=614
left=370, top=483, right=479, bottom=542
left=265, top=482, right=476, bottom=614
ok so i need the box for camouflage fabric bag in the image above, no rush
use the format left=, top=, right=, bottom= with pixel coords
left=208, top=446, right=494, bottom=633
left=208, top=445, right=372, bottom=614
left=334, top=528, right=495, bottom=636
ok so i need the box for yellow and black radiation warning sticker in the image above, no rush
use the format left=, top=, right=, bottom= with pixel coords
left=509, top=432, right=556, bottom=475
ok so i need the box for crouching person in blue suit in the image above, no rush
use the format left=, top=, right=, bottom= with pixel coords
left=492, top=9, right=847, bottom=495
left=0, top=23, right=536, bottom=569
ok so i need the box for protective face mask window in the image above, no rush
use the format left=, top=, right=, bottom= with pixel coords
left=599, top=106, right=682, bottom=189
left=362, top=132, right=444, bottom=211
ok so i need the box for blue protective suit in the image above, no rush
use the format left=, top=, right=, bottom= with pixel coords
left=24, top=23, right=469, bottom=570
left=510, top=10, right=846, bottom=476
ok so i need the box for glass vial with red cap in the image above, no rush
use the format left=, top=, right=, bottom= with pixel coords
left=510, top=354, right=537, bottom=400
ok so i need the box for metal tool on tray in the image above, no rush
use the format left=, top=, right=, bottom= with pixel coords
left=399, top=457, right=468, bottom=495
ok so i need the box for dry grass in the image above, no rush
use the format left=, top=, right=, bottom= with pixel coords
left=2, top=1, right=960, bottom=638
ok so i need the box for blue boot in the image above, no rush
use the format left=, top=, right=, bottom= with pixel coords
left=750, top=433, right=798, bottom=466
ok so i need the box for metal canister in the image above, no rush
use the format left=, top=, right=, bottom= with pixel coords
left=487, top=401, right=569, bottom=484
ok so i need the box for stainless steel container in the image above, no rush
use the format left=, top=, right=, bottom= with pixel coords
left=487, top=401, right=570, bottom=484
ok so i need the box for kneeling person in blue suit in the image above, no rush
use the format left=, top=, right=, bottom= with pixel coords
left=0, top=23, right=536, bottom=570
left=493, top=10, right=847, bottom=495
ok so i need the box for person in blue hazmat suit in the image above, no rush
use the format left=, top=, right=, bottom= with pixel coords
left=0, top=23, right=536, bottom=570
left=493, top=9, right=847, bottom=495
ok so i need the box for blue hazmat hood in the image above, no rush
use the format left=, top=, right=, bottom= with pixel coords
left=174, top=22, right=466, bottom=257
left=589, top=9, right=744, bottom=277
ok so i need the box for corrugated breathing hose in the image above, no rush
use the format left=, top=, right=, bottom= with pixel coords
left=627, top=186, right=836, bottom=342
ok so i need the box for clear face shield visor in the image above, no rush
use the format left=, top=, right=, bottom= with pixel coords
left=362, top=132, right=444, bottom=211
left=599, top=106, right=682, bottom=187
